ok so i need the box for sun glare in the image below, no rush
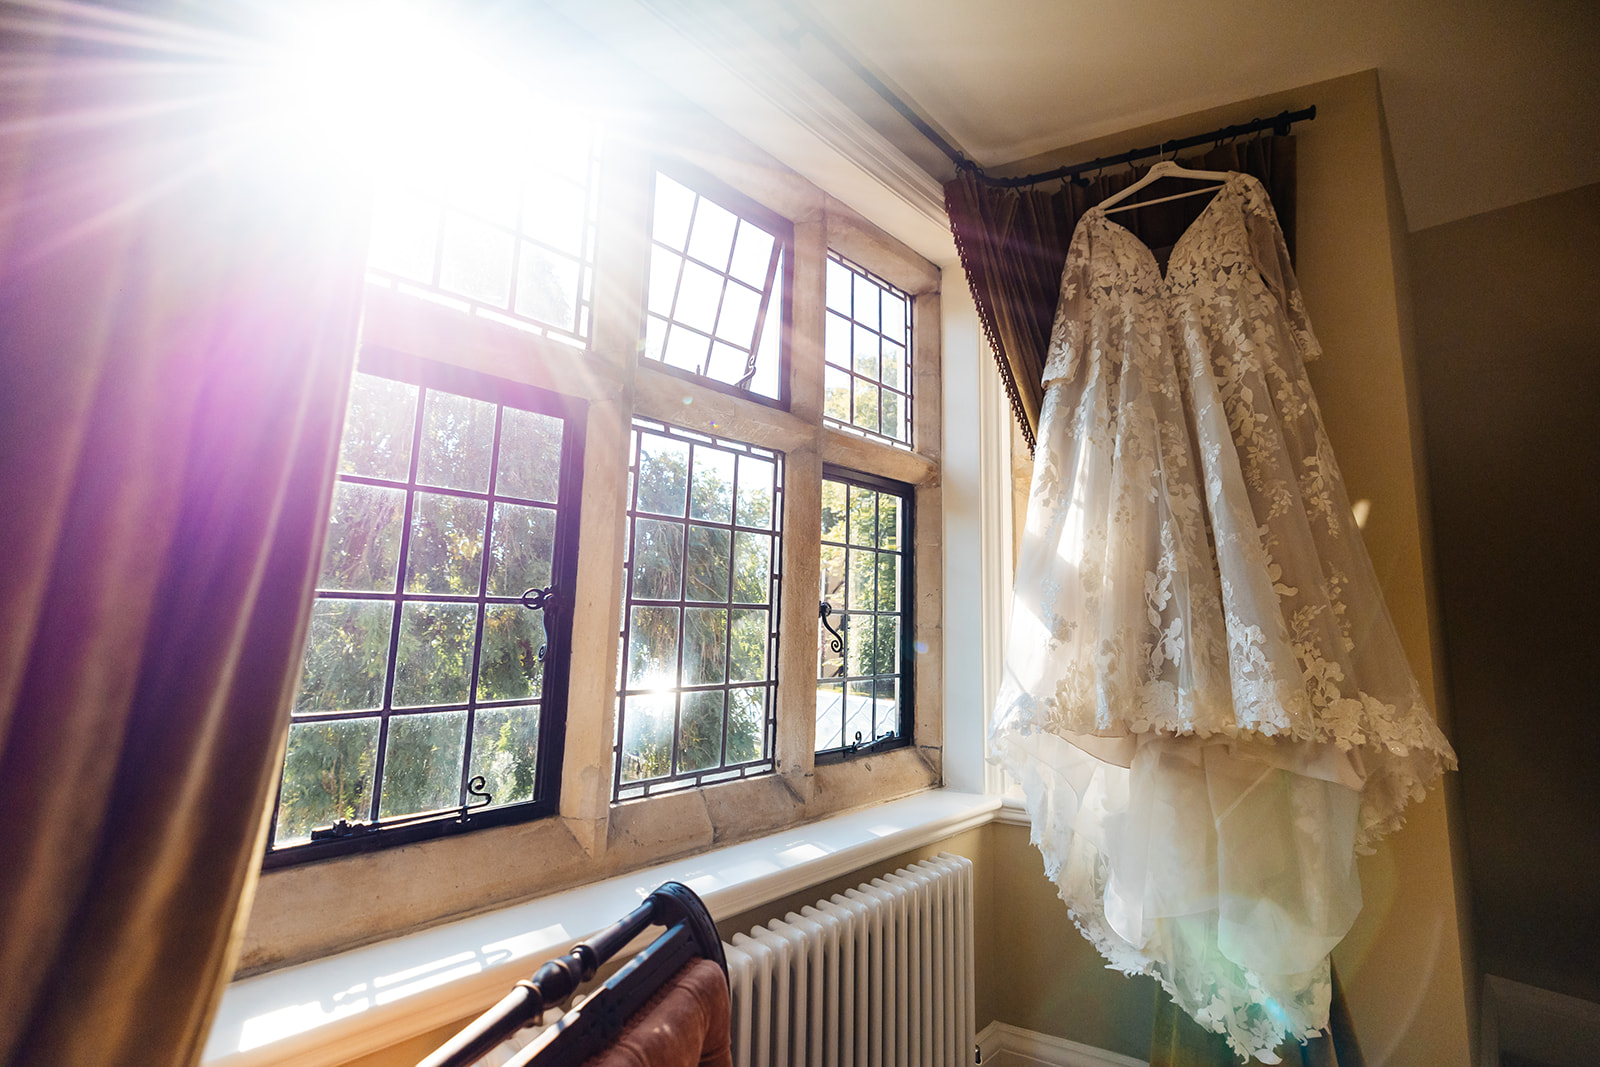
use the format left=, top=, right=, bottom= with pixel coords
left=268, top=2, right=537, bottom=186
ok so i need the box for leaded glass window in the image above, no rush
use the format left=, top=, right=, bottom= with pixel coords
left=268, top=351, right=584, bottom=864
left=642, top=170, right=791, bottom=403
left=615, top=419, right=784, bottom=798
left=364, top=106, right=599, bottom=346
left=823, top=252, right=912, bottom=444
left=816, top=469, right=912, bottom=755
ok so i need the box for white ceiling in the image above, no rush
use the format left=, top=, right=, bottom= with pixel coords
left=793, top=0, right=1600, bottom=232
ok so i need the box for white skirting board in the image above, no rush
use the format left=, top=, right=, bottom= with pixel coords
left=975, top=1022, right=1147, bottom=1067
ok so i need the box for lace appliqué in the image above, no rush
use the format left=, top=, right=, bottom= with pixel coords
left=992, top=174, right=1457, bottom=1061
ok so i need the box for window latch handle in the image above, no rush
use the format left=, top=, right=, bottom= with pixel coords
left=521, top=585, right=563, bottom=661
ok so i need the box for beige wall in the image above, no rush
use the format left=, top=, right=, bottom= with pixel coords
left=1409, top=180, right=1600, bottom=1006
left=999, top=71, right=1475, bottom=1065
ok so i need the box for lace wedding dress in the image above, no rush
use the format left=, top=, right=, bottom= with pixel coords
left=990, top=173, right=1457, bottom=1061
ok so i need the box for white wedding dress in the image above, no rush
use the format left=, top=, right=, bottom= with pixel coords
left=990, top=173, right=1456, bottom=1060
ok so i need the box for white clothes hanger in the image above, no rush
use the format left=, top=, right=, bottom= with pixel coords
left=1097, top=157, right=1234, bottom=216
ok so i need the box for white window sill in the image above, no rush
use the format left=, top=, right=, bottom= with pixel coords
left=204, top=789, right=1001, bottom=1067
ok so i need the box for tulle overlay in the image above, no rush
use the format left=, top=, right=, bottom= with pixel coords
left=990, top=174, right=1456, bottom=1061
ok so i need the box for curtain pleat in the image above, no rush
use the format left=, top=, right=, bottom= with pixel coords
left=944, top=136, right=1297, bottom=451
left=0, top=11, right=366, bottom=1066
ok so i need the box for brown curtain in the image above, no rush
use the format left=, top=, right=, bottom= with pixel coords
left=944, top=136, right=1297, bottom=451
left=0, top=10, right=366, bottom=1066
left=1149, top=965, right=1366, bottom=1067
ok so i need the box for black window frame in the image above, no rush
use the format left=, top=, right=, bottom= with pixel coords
left=814, top=465, right=915, bottom=763
left=822, top=250, right=914, bottom=447
left=613, top=418, right=786, bottom=800
left=264, top=344, right=587, bottom=869
left=639, top=160, right=794, bottom=412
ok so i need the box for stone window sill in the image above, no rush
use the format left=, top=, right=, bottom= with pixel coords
left=204, top=789, right=1000, bottom=1067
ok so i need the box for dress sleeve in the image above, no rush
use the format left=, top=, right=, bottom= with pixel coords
left=1041, top=230, right=1092, bottom=385
left=1241, top=178, right=1322, bottom=363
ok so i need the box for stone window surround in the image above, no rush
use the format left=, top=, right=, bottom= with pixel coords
left=236, top=99, right=946, bottom=977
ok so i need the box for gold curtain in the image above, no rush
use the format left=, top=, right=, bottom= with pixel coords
left=943, top=136, right=1297, bottom=451
left=0, top=10, right=365, bottom=1064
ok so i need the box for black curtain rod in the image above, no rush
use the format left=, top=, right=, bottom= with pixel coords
left=962, top=107, right=1317, bottom=188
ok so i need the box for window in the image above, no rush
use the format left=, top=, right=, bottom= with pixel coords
left=823, top=252, right=913, bottom=445
left=364, top=107, right=600, bottom=346
left=614, top=419, right=784, bottom=799
left=816, top=469, right=913, bottom=756
left=267, top=350, right=585, bottom=865
left=642, top=169, right=792, bottom=404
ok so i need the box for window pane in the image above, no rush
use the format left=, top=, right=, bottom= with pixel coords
left=687, top=196, right=738, bottom=271
left=820, top=544, right=845, bottom=606
left=874, top=677, right=898, bottom=737
left=736, top=455, right=774, bottom=529
left=648, top=245, right=682, bottom=317
left=405, top=492, right=487, bottom=595
left=689, top=448, right=735, bottom=523
left=729, top=222, right=775, bottom=289
left=514, top=242, right=580, bottom=331
left=878, top=493, right=901, bottom=549
left=715, top=281, right=761, bottom=346
left=877, top=550, right=899, bottom=612
left=652, top=174, right=695, bottom=250
left=848, top=548, right=877, bottom=611
left=439, top=211, right=514, bottom=307
left=674, top=260, right=723, bottom=334
left=732, top=532, right=771, bottom=604
left=820, top=480, right=847, bottom=543
left=487, top=502, right=555, bottom=597
left=847, top=680, right=875, bottom=740
left=393, top=602, right=476, bottom=707
left=497, top=408, right=563, bottom=503
left=478, top=604, right=544, bottom=702
left=470, top=705, right=540, bottom=807
left=728, top=609, right=767, bottom=683
left=825, top=311, right=852, bottom=369
left=418, top=391, right=496, bottom=492
left=726, top=687, right=765, bottom=764
left=873, top=616, right=899, bottom=675
left=338, top=374, right=418, bottom=481
left=620, top=693, right=674, bottom=783
left=319, top=482, right=405, bottom=592
left=852, top=324, right=879, bottom=378
left=682, top=608, right=728, bottom=686
left=882, top=341, right=906, bottom=392
left=295, top=599, right=393, bottom=713
left=852, top=378, right=880, bottom=434
left=632, top=519, right=685, bottom=600
left=379, top=710, right=468, bottom=818
left=276, top=718, right=379, bottom=844
left=824, top=366, right=851, bottom=423
left=815, top=682, right=844, bottom=752
left=825, top=257, right=852, bottom=315
left=684, top=526, right=731, bottom=602
left=848, top=485, right=876, bottom=545
left=882, top=389, right=904, bottom=442
left=637, top=433, right=689, bottom=516
left=628, top=606, right=680, bottom=689
left=678, top=690, right=725, bottom=773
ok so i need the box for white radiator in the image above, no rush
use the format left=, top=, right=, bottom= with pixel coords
left=723, top=854, right=976, bottom=1067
